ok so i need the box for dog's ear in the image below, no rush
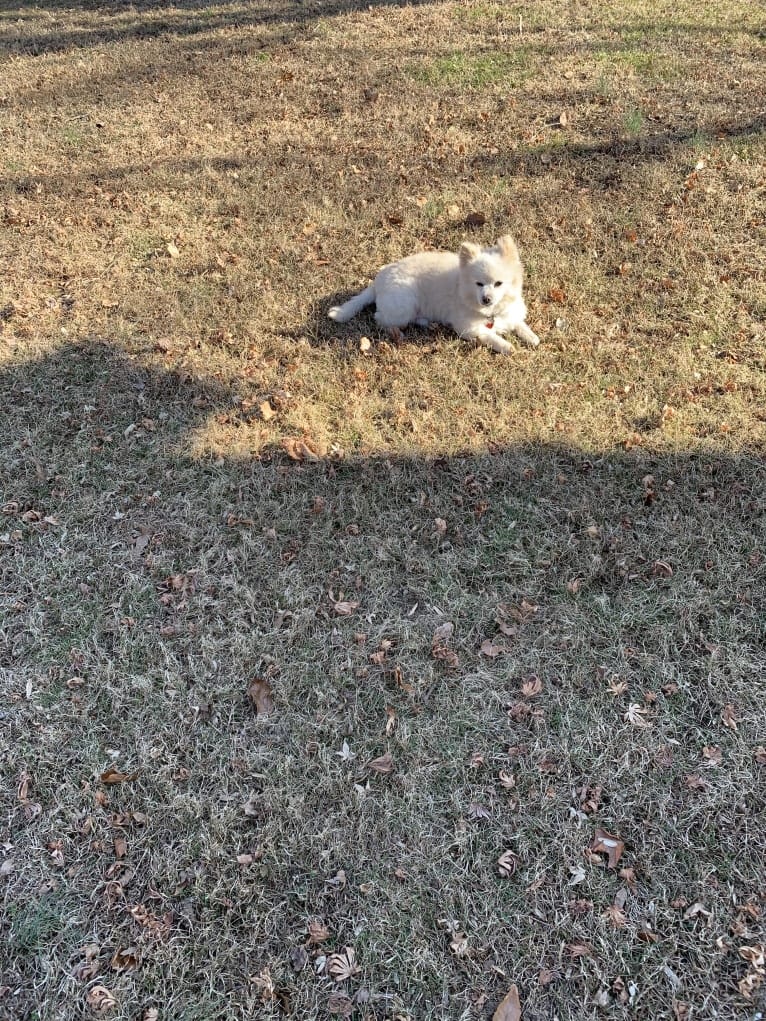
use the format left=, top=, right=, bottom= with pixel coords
left=459, top=241, right=480, bottom=265
left=496, top=235, right=520, bottom=261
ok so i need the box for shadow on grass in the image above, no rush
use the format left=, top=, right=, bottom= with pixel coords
left=1, top=0, right=438, bottom=55
left=2, top=339, right=765, bottom=1018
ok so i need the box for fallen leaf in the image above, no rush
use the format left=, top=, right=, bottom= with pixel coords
left=619, top=866, right=637, bottom=888
left=498, top=770, right=515, bottom=790
left=367, top=752, right=394, bottom=774
left=683, top=901, right=712, bottom=922
left=384, top=706, right=396, bottom=737
left=721, top=704, right=738, bottom=731
left=449, top=930, right=469, bottom=956
left=100, top=766, right=138, bottom=785
left=259, top=400, right=275, bottom=421
left=332, top=599, right=359, bottom=616
left=755, top=747, right=766, bottom=766
left=236, top=853, right=254, bottom=865
left=702, top=745, right=722, bottom=767
left=684, top=773, right=709, bottom=791
left=492, top=984, right=521, bottom=1021
left=521, top=675, right=543, bottom=698
left=327, top=992, right=354, bottom=1016
left=0, top=859, right=15, bottom=877
left=110, top=947, right=139, bottom=972
left=624, top=703, right=652, bottom=727
left=480, top=639, right=505, bottom=657
left=113, top=835, right=127, bottom=859
left=166, top=241, right=180, bottom=258
left=289, top=946, right=309, bottom=972
left=431, top=621, right=458, bottom=666
left=307, top=919, right=330, bottom=945
left=590, top=828, right=625, bottom=869
left=548, top=287, right=566, bottom=303
left=86, top=985, right=118, bottom=1014
left=497, top=850, right=519, bottom=878
left=602, top=904, right=628, bottom=928
left=247, top=677, right=274, bottom=716
left=327, top=947, right=359, bottom=982
left=567, top=942, right=593, bottom=958
left=467, top=802, right=491, bottom=821
left=281, top=436, right=323, bottom=462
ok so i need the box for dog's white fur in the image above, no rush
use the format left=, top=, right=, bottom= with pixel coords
left=328, top=235, right=539, bottom=354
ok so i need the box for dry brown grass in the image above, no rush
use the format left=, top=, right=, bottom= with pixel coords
left=1, top=2, right=765, bottom=1019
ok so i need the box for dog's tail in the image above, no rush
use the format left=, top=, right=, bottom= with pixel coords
left=328, top=285, right=375, bottom=323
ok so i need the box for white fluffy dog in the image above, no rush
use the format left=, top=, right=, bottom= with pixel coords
left=328, top=235, right=540, bottom=354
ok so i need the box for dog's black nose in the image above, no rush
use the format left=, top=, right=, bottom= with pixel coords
left=481, top=295, right=492, bottom=305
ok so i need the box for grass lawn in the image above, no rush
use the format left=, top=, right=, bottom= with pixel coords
left=1, top=1, right=765, bottom=1019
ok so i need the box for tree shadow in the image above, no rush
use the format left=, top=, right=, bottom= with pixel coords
left=2, top=339, right=765, bottom=1019
left=1, top=0, right=438, bottom=55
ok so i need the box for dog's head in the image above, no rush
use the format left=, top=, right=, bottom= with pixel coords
left=458, top=235, right=524, bottom=316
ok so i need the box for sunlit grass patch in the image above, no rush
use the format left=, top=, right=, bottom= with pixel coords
left=412, top=47, right=538, bottom=89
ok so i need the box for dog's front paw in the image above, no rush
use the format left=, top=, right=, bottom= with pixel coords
left=514, top=322, right=540, bottom=348
left=328, top=306, right=341, bottom=320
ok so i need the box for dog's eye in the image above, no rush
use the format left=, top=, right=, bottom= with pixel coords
left=476, top=281, right=483, bottom=287
left=494, top=281, right=502, bottom=288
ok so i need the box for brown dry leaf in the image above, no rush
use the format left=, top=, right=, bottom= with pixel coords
left=431, top=621, right=459, bottom=668
left=327, top=991, right=354, bottom=1017
left=449, top=930, right=469, bottom=956
left=368, top=752, right=394, bottom=775
left=247, top=677, right=274, bottom=716
left=738, top=945, right=765, bottom=967
left=492, top=983, right=521, bottom=1021
left=721, top=704, right=738, bottom=731
left=110, top=947, right=139, bottom=972
left=72, top=943, right=101, bottom=982
left=327, top=947, right=359, bottom=982
left=498, top=769, right=515, bottom=790
left=619, top=866, right=638, bottom=889
left=497, top=850, right=519, bottom=878
left=548, top=287, right=566, bottom=303
left=101, top=766, right=138, bottom=785
left=143, top=1011, right=159, bottom=1021
left=166, top=241, right=180, bottom=259
left=702, top=745, right=722, bottom=767
left=433, top=517, right=448, bottom=535
left=558, top=110, right=568, bottom=127
left=17, top=769, right=31, bottom=801
left=590, top=828, right=625, bottom=869
left=332, top=598, right=360, bottom=616
left=480, top=639, right=505, bottom=658
left=521, top=675, right=543, bottom=698
left=259, top=400, right=275, bottom=422
left=755, top=747, right=766, bottom=766
left=307, top=919, right=331, bottom=945
left=384, top=706, right=397, bottom=737
left=602, top=905, right=628, bottom=928
left=86, top=985, right=118, bottom=1014
left=113, top=835, right=127, bottom=860
left=281, top=436, right=323, bottom=462
left=567, top=942, right=593, bottom=958
left=684, top=773, right=709, bottom=791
